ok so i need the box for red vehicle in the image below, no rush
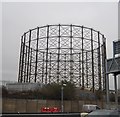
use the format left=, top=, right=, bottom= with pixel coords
left=41, top=107, right=60, bottom=113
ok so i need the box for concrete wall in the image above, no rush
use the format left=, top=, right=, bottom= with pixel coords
left=2, top=98, right=117, bottom=113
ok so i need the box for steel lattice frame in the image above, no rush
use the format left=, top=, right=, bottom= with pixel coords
left=18, top=24, right=107, bottom=91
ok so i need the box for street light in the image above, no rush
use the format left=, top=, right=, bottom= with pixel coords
left=61, top=83, right=66, bottom=112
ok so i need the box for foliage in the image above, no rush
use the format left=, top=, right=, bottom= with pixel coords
left=118, top=96, right=120, bottom=103
left=2, top=81, right=76, bottom=100
left=109, top=92, right=115, bottom=102
left=2, top=85, right=8, bottom=97
left=41, top=80, right=76, bottom=100
left=63, top=80, right=76, bottom=100
left=95, top=90, right=104, bottom=100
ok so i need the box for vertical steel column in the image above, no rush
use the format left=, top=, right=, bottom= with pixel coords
left=61, top=86, right=64, bottom=112
left=81, top=26, right=84, bottom=88
left=79, top=53, right=81, bottom=86
left=103, top=37, right=110, bottom=109
left=20, top=33, right=26, bottom=83
left=26, top=30, right=31, bottom=82
left=49, top=53, right=52, bottom=83
left=24, top=46, right=28, bottom=82
left=104, top=37, right=109, bottom=108
left=18, top=36, right=23, bottom=82
left=106, top=72, right=110, bottom=109
left=45, top=25, right=49, bottom=84
left=102, top=45, right=105, bottom=89
left=35, top=27, right=39, bottom=82
left=91, top=28, right=95, bottom=92
left=70, top=24, right=73, bottom=81
left=86, top=52, right=88, bottom=88
left=42, top=52, right=45, bottom=83
left=64, top=54, right=67, bottom=80
left=29, top=48, right=32, bottom=82
left=114, top=74, right=118, bottom=107
left=57, top=24, right=61, bottom=83
left=98, top=31, right=102, bottom=90
left=103, top=36, right=107, bottom=90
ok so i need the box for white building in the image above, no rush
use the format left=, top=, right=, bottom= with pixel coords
left=6, top=82, right=43, bottom=92
left=118, top=75, right=120, bottom=89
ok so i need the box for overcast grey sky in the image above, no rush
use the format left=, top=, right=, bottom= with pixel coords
left=2, top=2, right=118, bottom=88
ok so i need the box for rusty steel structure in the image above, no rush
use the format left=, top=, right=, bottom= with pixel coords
left=18, top=24, right=107, bottom=91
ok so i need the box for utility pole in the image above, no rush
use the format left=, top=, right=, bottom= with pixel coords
left=61, top=83, right=66, bottom=112
left=61, top=86, right=64, bottom=112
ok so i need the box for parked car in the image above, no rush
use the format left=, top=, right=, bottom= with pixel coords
left=87, top=109, right=120, bottom=117
left=82, top=104, right=100, bottom=113
left=41, top=107, right=60, bottom=113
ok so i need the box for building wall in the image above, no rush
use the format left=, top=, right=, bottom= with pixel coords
left=118, top=75, right=120, bottom=89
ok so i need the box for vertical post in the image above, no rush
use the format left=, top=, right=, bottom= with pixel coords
left=106, top=72, right=110, bottom=109
left=114, top=74, right=118, bottom=108
left=61, top=86, right=64, bottom=112
left=42, top=52, right=45, bottom=83
left=98, top=31, right=102, bottom=90
left=81, top=26, right=84, bottom=89
left=24, top=46, right=28, bottom=82
left=70, top=24, right=73, bottom=81
left=91, top=28, right=95, bottom=92
left=18, top=36, right=23, bottom=82
left=45, top=25, right=49, bottom=84
left=26, top=30, right=31, bottom=82
left=64, top=54, right=67, bottom=80
left=49, top=53, right=52, bottom=83
left=86, top=52, right=88, bottom=88
left=35, top=27, right=39, bottom=82
left=103, top=37, right=110, bottom=109
left=103, top=36, right=107, bottom=91
left=57, top=24, right=61, bottom=83
left=29, top=48, right=32, bottom=82
left=101, top=44, right=104, bottom=88
left=79, top=53, right=81, bottom=86
left=21, top=33, right=26, bottom=83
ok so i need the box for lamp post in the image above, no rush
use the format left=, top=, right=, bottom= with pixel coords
left=61, top=83, right=66, bottom=112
